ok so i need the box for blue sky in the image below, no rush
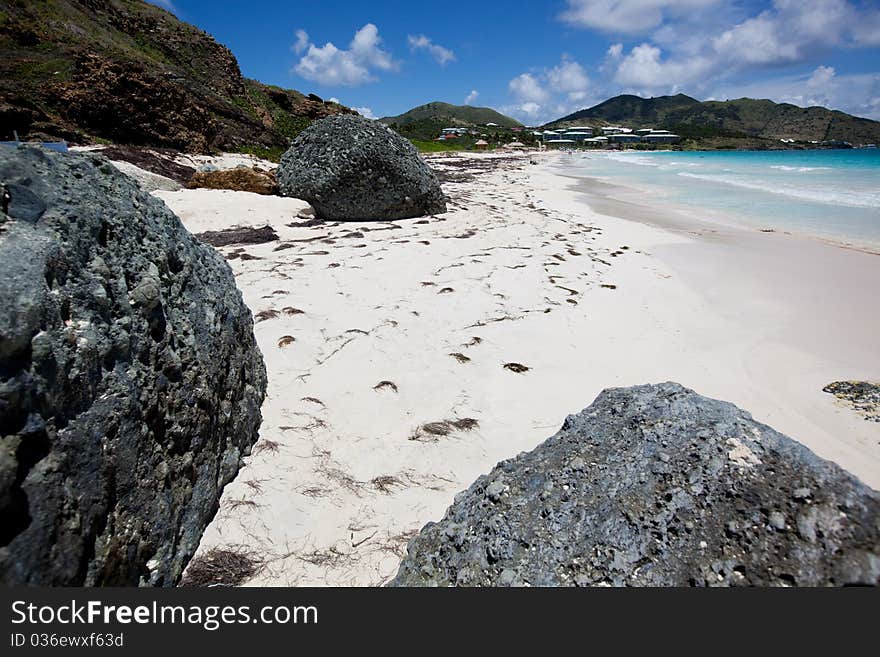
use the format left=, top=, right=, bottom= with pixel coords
left=153, top=0, right=880, bottom=123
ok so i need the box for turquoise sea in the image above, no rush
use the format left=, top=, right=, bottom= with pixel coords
left=569, top=149, right=880, bottom=248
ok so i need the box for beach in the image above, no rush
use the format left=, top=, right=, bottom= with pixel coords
left=152, top=150, right=880, bottom=586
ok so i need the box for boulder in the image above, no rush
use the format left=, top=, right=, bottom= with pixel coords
left=0, top=146, right=267, bottom=586
left=186, top=167, right=278, bottom=195
left=277, top=114, right=446, bottom=220
left=390, top=383, right=880, bottom=587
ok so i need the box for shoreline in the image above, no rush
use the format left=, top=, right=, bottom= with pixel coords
left=150, top=150, right=878, bottom=586
left=547, top=151, right=880, bottom=255
left=532, top=154, right=880, bottom=484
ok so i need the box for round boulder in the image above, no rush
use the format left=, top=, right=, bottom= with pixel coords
left=0, top=146, right=267, bottom=586
left=277, top=114, right=446, bottom=221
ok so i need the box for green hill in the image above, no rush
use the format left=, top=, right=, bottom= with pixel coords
left=551, top=93, right=700, bottom=126
left=381, top=102, right=522, bottom=128
left=547, top=94, right=880, bottom=146
left=0, top=0, right=352, bottom=152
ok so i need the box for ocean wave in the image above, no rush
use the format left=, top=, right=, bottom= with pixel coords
left=677, top=172, right=880, bottom=208
left=604, top=153, right=661, bottom=167
left=769, top=165, right=832, bottom=172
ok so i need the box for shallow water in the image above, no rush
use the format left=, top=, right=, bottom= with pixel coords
left=567, top=149, right=880, bottom=248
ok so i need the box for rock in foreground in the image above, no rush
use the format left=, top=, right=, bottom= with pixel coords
left=391, top=383, right=880, bottom=587
left=0, top=146, right=267, bottom=586
left=277, top=114, right=446, bottom=220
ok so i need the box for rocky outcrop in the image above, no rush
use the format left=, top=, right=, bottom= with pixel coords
left=0, top=146, right=267, bottom=586
left=0, top=0, right=354, bottom=150
left=187, top=167, right=278, bottom=195
left=277, top=114, right=446, bottom=221
left=823, top=381, right=880, bottom=422
left=391, top=383, right=880, bottom=587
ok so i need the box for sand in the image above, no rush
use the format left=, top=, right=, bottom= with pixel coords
left=145, top=150, right=879, bottom=586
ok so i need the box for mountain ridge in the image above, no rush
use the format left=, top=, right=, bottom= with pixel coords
left=381, top=101, right=522, bottom=128
left=546, top=94, right=880, bottom=145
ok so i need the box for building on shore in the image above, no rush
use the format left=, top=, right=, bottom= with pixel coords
left=545, top=138, right=576, bottom=149
left=562, top=126, right=594, bottom=139
left=474, top=139, right=489, bottom=150
left=642, top=130, right=680, bottom=144
left=562, top=128, right=594, bottom=142
left=609, top=133, right=643, bottom=144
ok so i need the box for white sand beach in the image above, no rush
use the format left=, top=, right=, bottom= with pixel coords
left=149, top=151, right=880, bottom=586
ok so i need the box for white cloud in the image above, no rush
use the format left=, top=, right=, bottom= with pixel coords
left=601, top=0, right=880, bottom=103
left=506, top=56, right=593, bottom=124
left=807, top=65, right=836, bottom=89
left=293, top=24, right=398, bottom=87
left=547, top=57, right=590, bottom=98
left=464, top=89, right=479, bottom=105
left=407, top=34, right=456, bottom=66
left=613, top=43, right=711, bottom=91
left=293, top=29, right=309, bottom=54
left=509, top=73, right=549, bottom=103
left=851, top=9, right=880, bottom=46
left=354, top=106, right=376, bottom=119
left=560, top=0, right=723, bottom=34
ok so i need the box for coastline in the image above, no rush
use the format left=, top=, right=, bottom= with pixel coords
left=534, top=154, right=880, bottom=483
left=152, top=150, right=879, bottom=586
left=550, top=150, right=880, bottom=254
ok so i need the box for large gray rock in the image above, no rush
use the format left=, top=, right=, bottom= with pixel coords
left=277, top=114, right=446, bottom=220
left=0, top=146, right=267, bottom=586
left=391, top=383, right=880, bottom=587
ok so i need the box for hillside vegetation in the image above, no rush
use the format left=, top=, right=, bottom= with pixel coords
left=0, top=0, right=352, bottom=151
left=381, top=102, right=522, bottom=129
left=548, top=94, right=880, bottom=147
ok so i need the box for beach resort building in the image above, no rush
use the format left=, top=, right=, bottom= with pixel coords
left=544, top=138, right=576, bottom=148
left=608, top=133, right=642, bottom=144
left=642, top=130, right=680, bottom=144
left=583, top=136, right=608, bottom=146
left=561, top=126, right=594, bottom=142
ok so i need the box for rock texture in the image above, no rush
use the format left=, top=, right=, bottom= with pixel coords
left=187, top=167, right=278, bottom=195
left=277, top=114, right=447, bottom=220
left=0, top=146, right=267, bottom=586
left=823, top=381, right=880, bottom=422
left=391, top=383, right=880, bottom=587
left=0, top=0, right=353, bottom=150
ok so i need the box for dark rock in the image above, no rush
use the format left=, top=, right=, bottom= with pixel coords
left=277, top=114, right=446, bottom=221
left=99, top=146, right=197, bottom=186
left=390, top=383, right=880, bottom=587
left=823, top=381, right=880, bottom=422
left=0, top=146, right=267, bottom=586
left=196, top=225, right=279, bottom=247
left=4, top=184, right=46, bottom=223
